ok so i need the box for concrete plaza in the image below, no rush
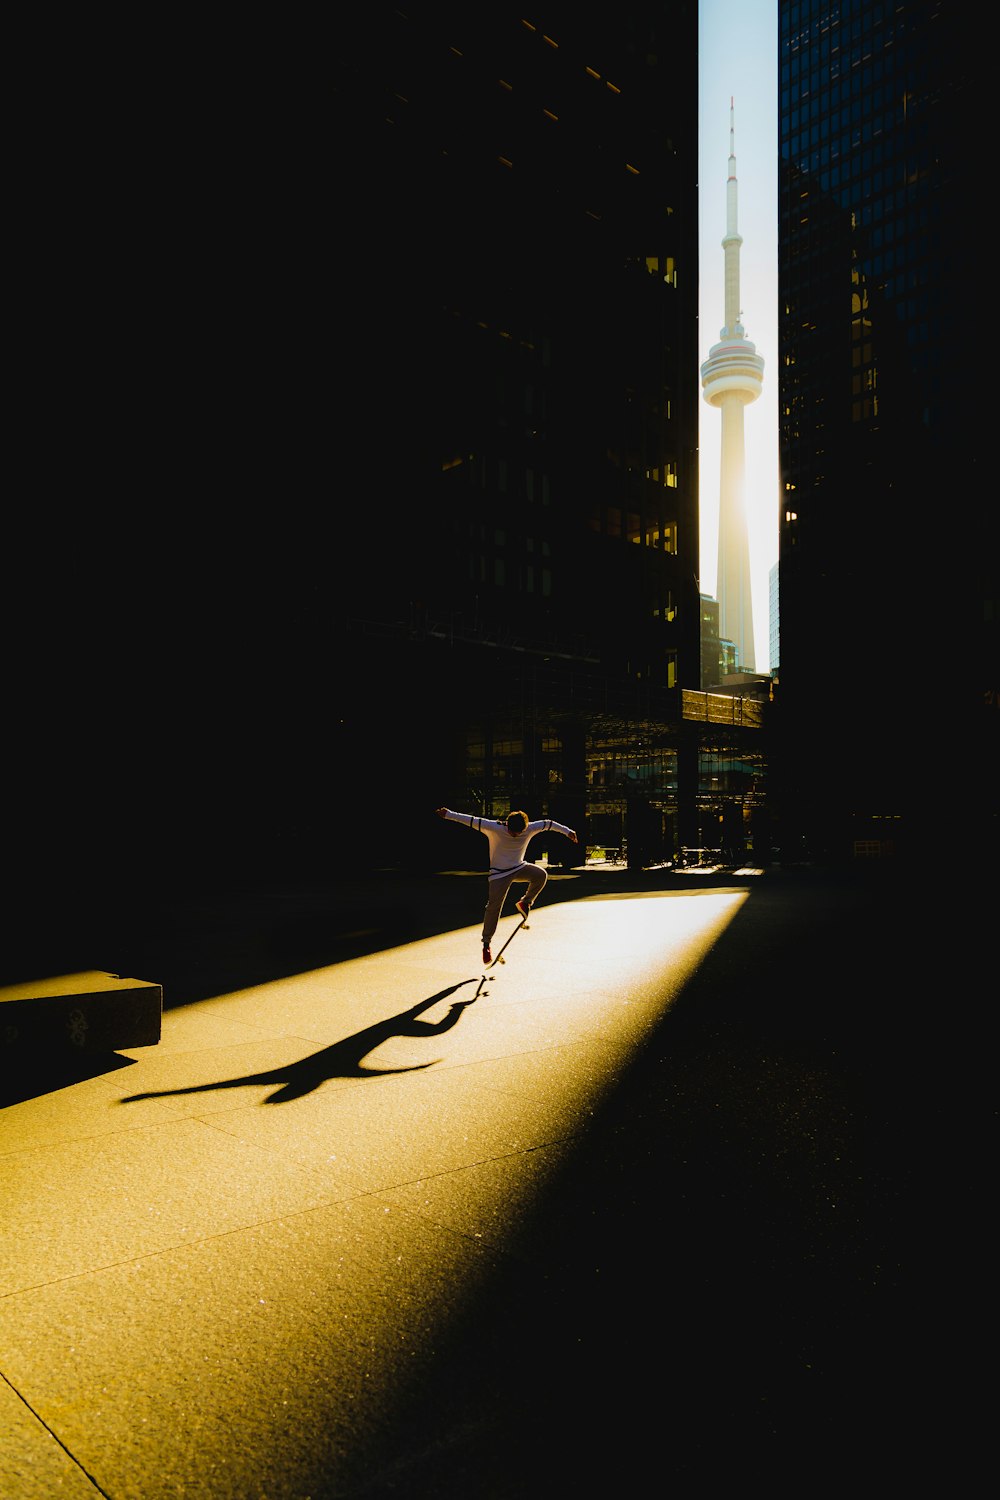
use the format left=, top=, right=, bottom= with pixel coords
left=1, top=862, right=939, bottom=1497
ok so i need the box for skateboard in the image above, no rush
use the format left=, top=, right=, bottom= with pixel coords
left=471, top=913, right=530, bottom=998
left=487, top=913, right=530, bottom=969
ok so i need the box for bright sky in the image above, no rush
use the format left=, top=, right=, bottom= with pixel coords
left=698, top=0, right=778, bottom=674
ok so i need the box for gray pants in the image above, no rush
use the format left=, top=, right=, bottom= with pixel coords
left=482, top=864, right=548, bottom=945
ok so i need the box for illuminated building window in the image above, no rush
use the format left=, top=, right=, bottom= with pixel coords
left=646, top=460, right=678, bottom=487
left=644, top=255, right=677, bottom=285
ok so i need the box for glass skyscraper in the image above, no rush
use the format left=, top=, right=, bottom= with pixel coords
left=776, top=0, right=995, bottom=860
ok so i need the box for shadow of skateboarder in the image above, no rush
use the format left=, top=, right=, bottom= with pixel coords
left=118, top=980, right=480, bottom=1105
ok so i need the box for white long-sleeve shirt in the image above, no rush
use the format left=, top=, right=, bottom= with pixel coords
left=440, top=809, right=576, bottom=880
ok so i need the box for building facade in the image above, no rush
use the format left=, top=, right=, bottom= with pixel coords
left=4, top=6, right=777, bottom=952
left=775, top=0, right=997, bottom=862
left=322, top=7, right=767, bottom=872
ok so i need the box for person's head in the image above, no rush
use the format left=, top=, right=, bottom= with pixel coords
left=506, top=810, right=528, bottom=835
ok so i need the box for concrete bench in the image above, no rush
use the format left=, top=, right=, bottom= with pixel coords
left=0, top=971, right=162, bottom=1055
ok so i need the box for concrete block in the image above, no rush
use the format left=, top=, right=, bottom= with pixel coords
left=0, top=971, right=162, bottom=1054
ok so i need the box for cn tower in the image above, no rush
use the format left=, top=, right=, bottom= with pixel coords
left=701, top=99, right=763, bottom=673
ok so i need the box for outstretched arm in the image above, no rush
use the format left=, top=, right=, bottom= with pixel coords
left=436, top=807, right=480, bottom=827
left=533, top=817, right=577, bottom=843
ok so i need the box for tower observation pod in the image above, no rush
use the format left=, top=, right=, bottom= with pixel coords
left=700, top=99, right=764, bottom=673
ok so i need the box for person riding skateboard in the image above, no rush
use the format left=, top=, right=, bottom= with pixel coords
left=435, top=807, right=578, bottom=965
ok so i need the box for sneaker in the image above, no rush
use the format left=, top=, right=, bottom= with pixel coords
left=516, top=898, right=531, bottom=920
left=482, top=944, right=492, bottom=965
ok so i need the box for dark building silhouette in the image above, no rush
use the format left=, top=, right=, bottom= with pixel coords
left=775, top=0, right=997, bottom=862
left=328, top=7, right=772, bottom=873
left=322, top=7, right=715, bottom=873
left=11, top=3, right=777, bottom=966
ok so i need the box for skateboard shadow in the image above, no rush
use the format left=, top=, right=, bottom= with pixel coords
left=117, top=980, right=480, bottom=1105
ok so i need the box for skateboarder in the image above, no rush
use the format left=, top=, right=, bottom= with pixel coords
left=435, top=807, right=578, bottom=965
